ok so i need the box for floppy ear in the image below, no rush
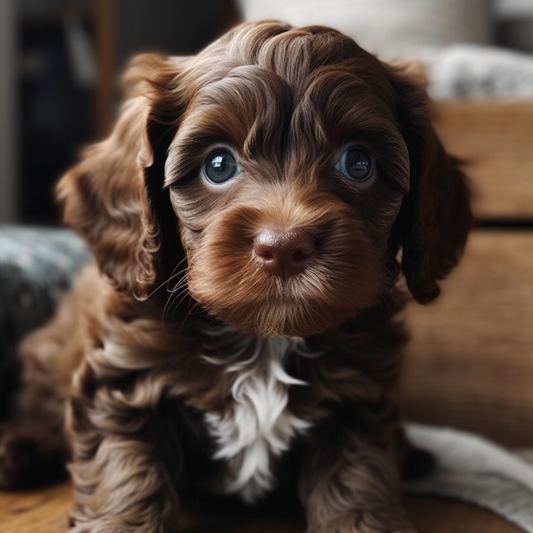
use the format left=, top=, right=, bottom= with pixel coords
left=388, top=66, right=472, bottom=304
left=56, top=54, right=187, bottom=299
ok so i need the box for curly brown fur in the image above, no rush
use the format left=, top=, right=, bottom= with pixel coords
left=1, top=22, right=470, bottom=533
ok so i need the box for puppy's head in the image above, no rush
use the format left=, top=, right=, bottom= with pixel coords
left=58, top=22, right=471, bottom=337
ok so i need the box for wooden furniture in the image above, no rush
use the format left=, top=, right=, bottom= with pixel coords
left=398, top=101, right=533, bottom=448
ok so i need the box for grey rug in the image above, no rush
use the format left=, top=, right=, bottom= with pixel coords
left=404, top=423, right=533, bottom=533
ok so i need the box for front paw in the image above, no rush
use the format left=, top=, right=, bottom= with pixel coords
left=0, top=424, right=66, bottom=489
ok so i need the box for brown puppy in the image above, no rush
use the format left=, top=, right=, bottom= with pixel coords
left=1, top=22, right=470, bottom=533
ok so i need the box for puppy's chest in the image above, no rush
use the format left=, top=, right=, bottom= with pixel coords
left=202, top=332, right=313, bottom=503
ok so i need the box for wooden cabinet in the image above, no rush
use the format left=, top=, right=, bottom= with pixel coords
left=398, top=101, right=533, bottom=446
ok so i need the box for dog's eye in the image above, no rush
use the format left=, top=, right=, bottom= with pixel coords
left=204, top=152, right=238, bottom=184
left=337, top=148, right=373, bottom=182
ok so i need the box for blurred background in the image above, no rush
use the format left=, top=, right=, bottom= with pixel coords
left=0, top=0, right=240, bottom=225
left=1, top=0, right=533, bottom=225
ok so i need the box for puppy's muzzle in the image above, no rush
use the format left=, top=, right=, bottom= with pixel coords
left=253, top=229, right=315, bottom=279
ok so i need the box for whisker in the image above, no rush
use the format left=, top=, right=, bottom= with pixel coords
left=172, top=284, right=196, bottom=313
left=161, top=270, right=196, bottom=321
left=162, top=287, right=188, bottom=321
left=166, top=279, right=188, bottom=300
left=165, top=264, right=189, bottom=291
left=180, top=299, right=203, bottom=332
left=144, top=257, right=189, bottom=299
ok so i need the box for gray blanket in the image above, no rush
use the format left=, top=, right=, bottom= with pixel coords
left=404, top=423, right=533, bottom=533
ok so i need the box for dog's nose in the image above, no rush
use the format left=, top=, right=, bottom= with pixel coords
left=253, top=229, right=315, bottom=278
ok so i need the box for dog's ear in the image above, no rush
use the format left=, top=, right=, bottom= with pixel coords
left=57, top=54, right=188, bottom=299
left=388, top=65, right=472, bottom=304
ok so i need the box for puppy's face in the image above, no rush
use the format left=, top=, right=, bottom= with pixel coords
left=164, top=32, right=411, bottom=337
left=58, top=23, right=470, bottom=335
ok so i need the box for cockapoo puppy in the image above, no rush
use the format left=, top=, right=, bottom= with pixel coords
left=1, top=21, right=470, bottom=533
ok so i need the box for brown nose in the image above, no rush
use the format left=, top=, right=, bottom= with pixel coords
left=253, top=229, right=315, bottom=278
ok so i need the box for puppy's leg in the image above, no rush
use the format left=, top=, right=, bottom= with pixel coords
left=300, top=403, right=415, bottom=533
left=67, top=362, right=180, bottom=533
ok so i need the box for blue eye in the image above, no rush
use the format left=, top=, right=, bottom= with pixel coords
left=204, top=151, right=238, bottom=184
left=337, top=148, right=373, bottom=181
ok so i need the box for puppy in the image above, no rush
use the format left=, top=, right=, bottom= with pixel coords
left=1, top=22, right=470, bottom=533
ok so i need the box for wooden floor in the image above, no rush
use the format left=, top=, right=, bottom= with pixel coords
left=0, top=482, right=523, bottom=533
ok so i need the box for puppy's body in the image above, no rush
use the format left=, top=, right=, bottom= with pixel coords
left=1, top=22, right=470, bottom=533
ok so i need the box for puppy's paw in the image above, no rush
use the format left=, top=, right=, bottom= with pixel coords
left=0, top=424, right=66, bottom=489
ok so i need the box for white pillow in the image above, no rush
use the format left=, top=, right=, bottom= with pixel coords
left=237, top=0, right=493, bottom=55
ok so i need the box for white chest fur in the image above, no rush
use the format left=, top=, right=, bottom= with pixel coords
left=203, top=332, right=312, bottom=503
